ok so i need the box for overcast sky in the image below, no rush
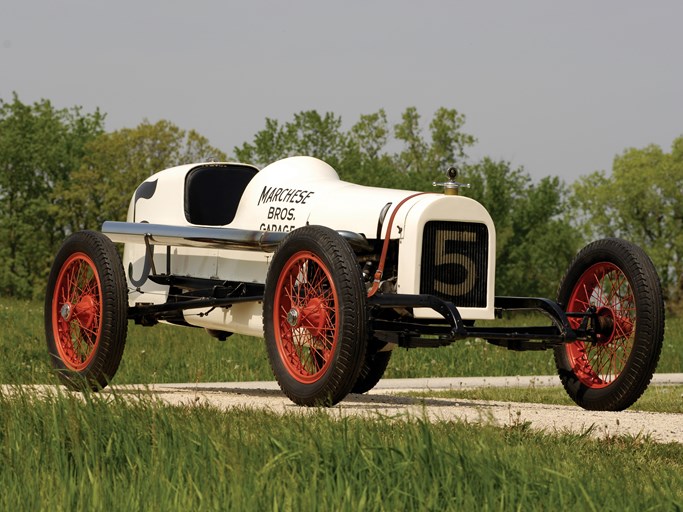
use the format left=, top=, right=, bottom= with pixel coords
left=2, top=1, right=682, bottom=182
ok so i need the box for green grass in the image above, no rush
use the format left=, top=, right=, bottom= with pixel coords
left=2, top=296, right=683, bottom=386
left=0, top=297, right=272, bottom=385
left=407, top=384, right=683, bottom=414
left=0, top=388, right=682, bottom=511
left=3, top=297, right=683, bottom=510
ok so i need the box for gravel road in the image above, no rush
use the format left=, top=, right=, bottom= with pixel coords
left=111, top=373, right=683, bottom=444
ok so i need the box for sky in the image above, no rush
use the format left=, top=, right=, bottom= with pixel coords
left=2, top=0, right=682, bottom=182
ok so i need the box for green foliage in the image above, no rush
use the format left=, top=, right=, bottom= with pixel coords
left=348, top=109, right=389, bottom=161
left=393, top=106, right=429, bottom=173
left=53, top=119, right=226, bottom=232
left=0, top=91, right=675, bottom=305
left=462, top=159, right=580, bottom=297
left=0, top=94, right=225, bottom=299
left=394, top=106, right=476, bottom=179
left=234, top=106, right=477, bottom=190
left=573, top=137, right=683, bottom=302
left=338, top=109, right=400, bottom=187
left=0, top=94, right=105, bottom=298
left=234, top=111, right=346, bottom=168
left=1, top=390, right=682, bottom=510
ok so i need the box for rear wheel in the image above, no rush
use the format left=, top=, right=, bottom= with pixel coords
left=45, top=231, right=128, bottom=390
left=351, top=349, right=392, bottom=394
left=264, top=226, right=367, bottom=406
left=554, top=238, right=664, bottom=411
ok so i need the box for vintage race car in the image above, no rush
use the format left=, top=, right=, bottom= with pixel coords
left=44, top=156, right=665, bottom=410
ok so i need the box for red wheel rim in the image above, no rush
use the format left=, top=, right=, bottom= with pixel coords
left=564, top=262, right=636, bottom=388
left=273, top=251, right=339, bottom=384
left=51, top=253, right=103, bottom=371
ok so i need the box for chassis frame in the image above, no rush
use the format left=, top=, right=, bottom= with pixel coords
left=104, top=221, right=597, bottom=352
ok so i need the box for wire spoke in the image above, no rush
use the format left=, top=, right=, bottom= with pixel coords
left=565, top=262, right=636, bottom=388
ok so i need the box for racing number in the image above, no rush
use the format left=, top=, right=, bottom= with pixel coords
left=433, top=229, right=477, bottom=296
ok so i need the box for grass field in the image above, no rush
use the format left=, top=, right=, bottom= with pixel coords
left=1, top=388, right=682, bottom=511
left=2, top=297, right=683, bottom=510
left=3, top=297, right=682, bottom=386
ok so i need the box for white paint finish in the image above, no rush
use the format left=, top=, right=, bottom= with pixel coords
left=115, top=156, right=497, bottom=332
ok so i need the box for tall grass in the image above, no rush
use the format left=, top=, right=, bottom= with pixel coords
left=1, top=388, right=682, bottom=511
left=3, top=296, right=682, bottom=511
left=2, top=297, right=681, bottom=385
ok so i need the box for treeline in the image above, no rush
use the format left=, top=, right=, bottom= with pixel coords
left=1, top=94, right=681, bottom=306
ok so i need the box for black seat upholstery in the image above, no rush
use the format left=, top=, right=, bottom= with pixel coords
left=184, top=164, right=258, bottom=226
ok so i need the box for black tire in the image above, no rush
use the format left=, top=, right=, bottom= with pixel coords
left=45, top=230, right=128, bottom=390
left=351, top=349, right=392, bottom=394
left=553, top=238, right=664, bottom=411
left=263, top=226, right=367, bottom=406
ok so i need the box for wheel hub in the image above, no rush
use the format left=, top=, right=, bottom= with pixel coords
left=287, top=308, right=300, bottom=327
left=60, top=303, right=72, bottom=321
left=594, top=306, right=616, bottom=345
left=300, top=297, right=327, bottom=337
left=60, top=296, right=98, bottom=330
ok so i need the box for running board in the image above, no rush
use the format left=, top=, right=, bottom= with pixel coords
left=102, top=221, right=371, bottom=252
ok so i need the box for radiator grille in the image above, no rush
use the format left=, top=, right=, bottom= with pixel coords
left=420, top=221, right=488, bottom=308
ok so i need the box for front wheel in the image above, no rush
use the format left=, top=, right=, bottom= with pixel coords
left=554, top=238, right=664, bottom=411
left=263, top=226, right=368, bottom=406
left=45, top=231, right=128, bottom=390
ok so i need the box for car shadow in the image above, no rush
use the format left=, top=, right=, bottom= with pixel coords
left=109, top=384, right=497, bottom=410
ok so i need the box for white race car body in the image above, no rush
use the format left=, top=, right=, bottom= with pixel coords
left=106, top=156, right=496, bottom=337
left=47, top=154, right=665, bottom=410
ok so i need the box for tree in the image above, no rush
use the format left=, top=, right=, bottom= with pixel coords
left=233, top=111, right=346, bottom=169
left=53, top=119, right=226, bottom=233
left=393, top=107, right=429, bottom=174
left=348, top=109, right=389, bottom=162
left=572, top=136, right=683, bottom=302
left=0, top=94, right=105, bottom=298
left=427, top=107, right=476, bottom=170
left=235, top=107, right=476, bottom=191
left=338, top=109, right=399, bottom=187
left=392, top=107, right=476, bottom=185
left=500, top=176, right=581, bottom=297
left=462, top=158, right=580, bottom=297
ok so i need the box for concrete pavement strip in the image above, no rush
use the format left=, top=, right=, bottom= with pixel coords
left=5, top=373, right=682, bottom=443
left=7, top=374, right=680, bottom=396
left=145, top=372, right=683, bottom=393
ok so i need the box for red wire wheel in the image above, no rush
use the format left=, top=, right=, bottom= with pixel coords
left=554, top=238, right=664, bottom=411
left=564, top=262, right=636, bottom=388
left=45, top=231, right=128, bottom=390
left=51, top=252, right=103, bottom=371
left=273, top=251, right=339, bottom=384
left=264, top=226, right=367, bottom=406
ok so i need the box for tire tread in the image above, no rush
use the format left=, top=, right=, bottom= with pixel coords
left=553, top=238, right=664, bottom=411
